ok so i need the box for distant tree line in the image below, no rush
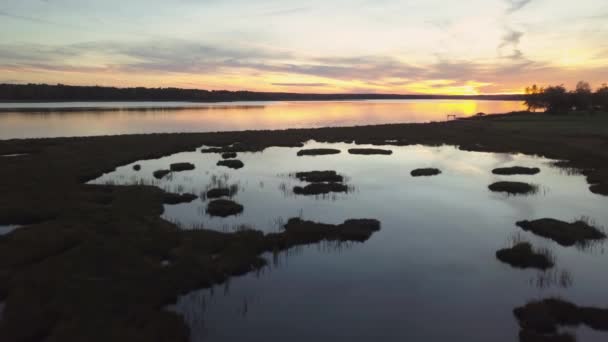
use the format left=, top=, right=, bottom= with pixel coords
left=524, top=82, right=608, bottom=113
left=0, top=83, right=523, bottom=102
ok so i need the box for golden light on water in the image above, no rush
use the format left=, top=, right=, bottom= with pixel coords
left=0, top=100, right=527, bottom=139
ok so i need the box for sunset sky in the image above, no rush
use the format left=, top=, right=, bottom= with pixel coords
left=1, top=0, right=607, bottom=95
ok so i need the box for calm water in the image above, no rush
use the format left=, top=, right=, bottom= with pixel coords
left=0, top=100, right=525, bottom=139
left=91, top=141, right=608, bottom=342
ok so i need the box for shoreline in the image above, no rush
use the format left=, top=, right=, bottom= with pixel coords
left=0, top=111, right=607, bottom=341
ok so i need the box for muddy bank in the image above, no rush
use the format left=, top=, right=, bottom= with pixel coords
left=516, top=218, right=606, bottom=246
left=411, top=168, right=442, bottom=177
left=492, top=166, right=540, bottom=175
left=297, top=148, right=341, bottom=156
left=488, top=181, right=537, bottom=195
left=496, top=242, right=554, bottom=270
left=294, top=171, right=344, bottom=183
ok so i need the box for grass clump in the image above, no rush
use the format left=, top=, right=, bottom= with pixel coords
left=153, top=169, right=171, bottom=179
left=169, top=163, right=195, bottom=172
left=496, top=242, right=554, bottom=270
left=294, top=171, right=343, bottom=183
left=514, top=298, right=608, bottom=337
left=516, top=218, right=606, bottom=246
left=206, top=188, right=231, bottom=199
left=162, top=193, right=198, bottom=205
left=296, top=148, right=341, bottom=156
left=217, top=160, right=244, bottom=169
left=348, top=148, right=392, bottom=155
left=281, top=218, right=381, bottom=242
left=293, top=182, right=348, bottom=195
left=221, top=152, right=237, bottom=159
left=206, top=199, right=244, bottom=217
left=411, top=168, right=442, bottom=177
left=492, top=166, right=540, bottom=175
left=488, top=181, right=537, bottom=195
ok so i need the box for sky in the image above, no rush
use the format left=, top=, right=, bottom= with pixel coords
left=0, top=0, right=607, bottom=95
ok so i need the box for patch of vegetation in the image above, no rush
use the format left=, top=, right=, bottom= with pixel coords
left=221, top=152, right=237, bottom=159
left=518, top=330, right=575, bottom=342
left=514, top=298, right=608, bottom=337
left=488, top=181, right=537, bottom=195
left=492, top=166, right=540, bottom=175
left=206, top=188, right=230, bottom=199
left=217, top=160, right=244, bottom=169
left=348, top=148, right=393, bottom=155
left=206, top=199, right=244, bottom=217
left=294, top=171, right=343, bottom=183
left=153, top=169, right=171, bottom=179
left=293, top=182, right=348, bottom=195
left=2, top=109, right=608, bottom=341
left=296, top=148, right=341, bottom=156
left=281, top=218, right=381, bottom=242
left=516, top=218, right=606, bottom=246
left=169, top=163, right=195, bottom=172
left=590, top=183, right=608, bottom=196
left=495, top=242, right=554, bottom=270
left=162, top=193, right=198, bottom=205
left=411, top=168, right=442, bottom=177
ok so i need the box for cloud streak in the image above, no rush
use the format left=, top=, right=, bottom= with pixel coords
left=504, top=0, right=533, bottom=14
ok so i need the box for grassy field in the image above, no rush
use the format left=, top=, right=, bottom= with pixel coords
left=0, top=111, right=607, bottom=341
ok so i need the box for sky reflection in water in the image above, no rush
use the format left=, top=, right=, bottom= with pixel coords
left=92, top=141, right=608, bottom=342
left=0, top=100, right=525, bottom=139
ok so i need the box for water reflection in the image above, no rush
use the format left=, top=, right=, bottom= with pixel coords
left=167, top=241, right=360, bottom=342
left=91, top=142, right=608, bottom=342
left=0, top=100, right=525, bottom=139
left=531, top=269, right=573, bottom=289
left=0, top=225, right=20, bottom=236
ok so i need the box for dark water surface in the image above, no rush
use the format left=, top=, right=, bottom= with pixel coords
left=91, top=141, right=608, bottom=342
left=0, top=100, right=525, bottom=139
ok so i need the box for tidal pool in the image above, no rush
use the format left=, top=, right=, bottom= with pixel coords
left=91, top=142, right=608, bottom=342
